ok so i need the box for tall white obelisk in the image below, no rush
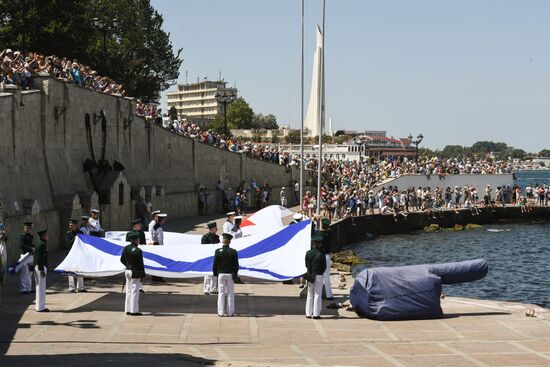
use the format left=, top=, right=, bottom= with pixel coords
left=304, top=26, right=324, bottom=138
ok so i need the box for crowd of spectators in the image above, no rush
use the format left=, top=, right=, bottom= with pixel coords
left=296, top=156, right=548, bottom=221
left=5, top=48, right=541, bottom=221
left=1, top=48, right=125, bottom=95
left=138, top=109, right=303, bottom=166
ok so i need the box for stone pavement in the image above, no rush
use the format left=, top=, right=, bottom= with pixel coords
left=1, top=210, right=549, bottom=366
left=1, top=269, right=549, bottom=367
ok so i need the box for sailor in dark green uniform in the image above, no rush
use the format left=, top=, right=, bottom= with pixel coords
left=202, top=222, right=220, bottom=295
left=34, top=228, right=49, bottom=312
left=201, top=222, right=220, bottom=244
left=305, top=233, right=326, bottom=319
left=213, top=233, right=239, bottom=316
left=320, top=218, right=334, bottom=300
left=19, top=221, right=34, bottom=294
left=66, top=218, right=87, bottom=293
left=120, top=230, right=145, bottom=316
left=126, top=219, right=146, bottom=245
left=127, top=219, right=146, bottom=293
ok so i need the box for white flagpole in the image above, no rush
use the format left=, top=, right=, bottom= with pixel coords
left=316, top=0, right=326, bottom=216
left=299, top=0, right=305, bottom=209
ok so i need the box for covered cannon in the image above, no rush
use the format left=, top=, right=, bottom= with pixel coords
left=350, top=259, right=488, bottom=321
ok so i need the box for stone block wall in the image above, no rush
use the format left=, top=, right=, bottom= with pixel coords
left=0, top=77, right=295, bottom=262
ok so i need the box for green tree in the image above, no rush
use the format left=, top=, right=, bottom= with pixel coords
left=262, top=114, right=278, bottom=130
left=283, top=130, right=301, bottom=144
left=538, top=149, right=550, bottom=157
left=440, top=145, right=469, bottom=159
left=510, top=149, right=526, bottom=159
left=251, top=113, right=278, bottom=130
left=0, top=0, right=182, bottom=100
left=226, top=97, right=254, bottom=129
left=471, top=141, right=508, bottom=154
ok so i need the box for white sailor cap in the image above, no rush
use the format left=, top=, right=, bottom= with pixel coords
left=151, top=210, right=161, bottom=215
left=226, top=211, right=236, bottom=216
left=90, top=208, right=100, bottom=213
left=293, top=213, right=303, bottom=220
left=157, top=213, right=168, bottom=218
left=234, top=216, right=243, bottom=220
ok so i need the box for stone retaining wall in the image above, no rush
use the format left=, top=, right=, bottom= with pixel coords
left=0, top=77, right=295, bottom=261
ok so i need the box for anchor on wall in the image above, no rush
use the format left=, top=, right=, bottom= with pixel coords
left=83, top=111, right=125, bottom=200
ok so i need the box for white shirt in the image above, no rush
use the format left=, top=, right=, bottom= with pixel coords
left=88, top=217, right=103, bottom=232
left=223, top=220, right=233, bottom=234
left=230, top=227, right=243, bottom=239
left=294, top=182, right=299, bottom=192
left=148, top=219, right=156, bottom=234
left=152, top=225, right=164, bottom=245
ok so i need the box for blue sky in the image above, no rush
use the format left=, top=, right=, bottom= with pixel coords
left=152, top=0, right=549, bottom=152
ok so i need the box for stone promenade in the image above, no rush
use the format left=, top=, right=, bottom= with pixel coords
left=1, top=212, right=549, bottom=366
left=2, top=265, right=549, bottom=366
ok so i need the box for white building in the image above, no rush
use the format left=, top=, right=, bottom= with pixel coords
left=166, top=80, right=237, bottom=127
left=256, top=135, right=413, bottom=162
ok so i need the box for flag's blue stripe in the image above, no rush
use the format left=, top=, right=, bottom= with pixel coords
left=72, top=220, right=310, bottom=276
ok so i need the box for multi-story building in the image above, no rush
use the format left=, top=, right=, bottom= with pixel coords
left=166, top=80, right=238, bottom=127
left=256, top=134, right=414, bottom=161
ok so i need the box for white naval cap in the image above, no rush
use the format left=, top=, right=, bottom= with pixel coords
left=90, top=208, right=100, bottom=213
left=226, top=211, right=236, bottom=216
left=157, top=213, right=168, bottom=218
left=293, top=213, right=303, bottom=220
left=151, top=210, right=161, bottom=215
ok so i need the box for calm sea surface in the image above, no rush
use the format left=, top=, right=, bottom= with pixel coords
left=349, top=223, right=550, bottom=309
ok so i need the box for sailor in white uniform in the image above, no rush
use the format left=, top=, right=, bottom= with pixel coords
left=222, top=212, right=235, bottom=235
left=151, top=213, right=167, bottom=282
left=289, top=212, right=303, bottom=225
left=151, top=213, right=166, bottom=246
left=19, top=221, right=34, bottom=294
left=88, top=209, right=104, bottom=236
left=148, top=210, right=161, bottom=234
left=280, top=187, right=287, bottom=207
left=230, top=216, right=243, bottom=239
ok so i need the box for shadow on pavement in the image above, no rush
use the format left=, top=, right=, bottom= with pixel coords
left=0, top=352, right=216, bottom=367
left=51, top=292, right=340, bottom=318
left=443, top=311, right=511, bottom=318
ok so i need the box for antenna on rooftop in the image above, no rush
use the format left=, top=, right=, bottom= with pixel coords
left=185, top=70, right=188, bottom=84
left=219, top=69, right=222, bottom=82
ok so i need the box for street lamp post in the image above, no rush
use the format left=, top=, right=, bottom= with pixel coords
left=353, top=136, right=370, bottom=162
left=408, top=133, right=424, bottom=163
left=215, top=92, right=237, bottom=136
left=92, top=17, right=119, bottom=72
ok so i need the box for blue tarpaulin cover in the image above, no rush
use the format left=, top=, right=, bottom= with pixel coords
left=350, top=259, right=488, bottom=321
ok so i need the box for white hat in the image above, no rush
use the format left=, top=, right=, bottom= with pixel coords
left=90, top=208, right=100, bottom=213
left=151, top=210, right=161, bottom=215
left=282, top=187, right=286, bottom=190
left=234, top=216, right=243, bottom=220
left=157, top=213, right=168, bottom=218
left=226, top=212, right=236, bottom=216
left=293, top=213, right=303, bottom=220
